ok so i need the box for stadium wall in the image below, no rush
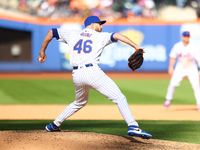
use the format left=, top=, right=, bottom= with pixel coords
left=0, top=17, right=200, bottom=72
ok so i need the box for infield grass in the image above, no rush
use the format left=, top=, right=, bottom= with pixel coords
left=0, top=120, right=200, bottom=144
left=0, top=79, right=196, bottom=104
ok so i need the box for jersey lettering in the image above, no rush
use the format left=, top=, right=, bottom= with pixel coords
left=83, top=40, right=93, bottom=53
left=74, top=39, right=83, bottom=53
left=73, top=39, right=92, bottom=54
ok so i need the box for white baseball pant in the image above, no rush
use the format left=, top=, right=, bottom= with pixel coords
left=166, top=65, right=200, bottom=105
left=54, top=64, right=138, bottom=127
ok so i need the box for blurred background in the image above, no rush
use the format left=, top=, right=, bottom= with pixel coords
left=1, top=0, right=200, bottom=19
left=0, top=0, right=200, bottom=72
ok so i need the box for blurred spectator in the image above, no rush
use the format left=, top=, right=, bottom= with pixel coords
left=50, top=0, right=72, bottom=19
left=90, top=5, right=102, bottom=17
left=143, top=0, right=157, bottom=18
left=85, top=0, right=100, bottom=9
left=99, top=0, right=114, bottom=18
left=19, top=0, right=26, bottom=12
left=176, top=0, right=187, bottom=7
left=26, top=0, right=41, bottom=15
left=37, top=0, right=55, bottom=18
left=8, top=0, right=19, bottom=10
left=99, top=0, right=113, bottom=8
left=123, top=0, right=157, bottom=18
left=0, top=0, right=199, bottom=19
left=127, top=0, right=143, bottom=17
left=69, top=0, right=86, bottom=10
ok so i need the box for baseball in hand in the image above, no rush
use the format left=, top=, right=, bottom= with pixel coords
left=38, top=57, right=43, bottom=63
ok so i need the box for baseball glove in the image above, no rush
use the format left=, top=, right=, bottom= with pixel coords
left=128, top=49, right=144, bottom=71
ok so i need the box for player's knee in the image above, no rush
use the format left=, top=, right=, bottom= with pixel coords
left=112, top=94, right=126, bottom=104
left=169, top=84, right=177, bottom=89
left=119, top=95, right=127, bottom=104
left=73, top=100, right=88, bottom=108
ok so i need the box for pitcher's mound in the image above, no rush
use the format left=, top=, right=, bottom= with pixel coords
left=1, top=130, right=199, bottom=150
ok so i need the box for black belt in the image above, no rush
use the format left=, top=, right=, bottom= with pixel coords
left=73, top=63, right=93, bottom=70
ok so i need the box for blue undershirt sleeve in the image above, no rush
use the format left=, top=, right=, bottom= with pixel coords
left=110, top=33, right=117, bottom=42
left=52, top=28, right=59, bottom=39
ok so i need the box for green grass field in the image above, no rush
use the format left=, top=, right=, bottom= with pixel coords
left=0, top=79, right=199, bottom=144
left=0, top=79, right=196, bottom=104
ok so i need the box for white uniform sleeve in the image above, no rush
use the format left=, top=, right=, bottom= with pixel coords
left=100, top=32, right=117, bottom=47
left=169, top=44, right=177, bottom=58
left=57, top=29, right=72, bottom=44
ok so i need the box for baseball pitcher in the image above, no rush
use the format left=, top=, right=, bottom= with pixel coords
left=38, top=16, right=151, bottom=139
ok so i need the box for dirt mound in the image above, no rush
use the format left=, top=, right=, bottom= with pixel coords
left=1, top=130, right=200, bottom=150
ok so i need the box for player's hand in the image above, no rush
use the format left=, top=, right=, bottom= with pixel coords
left=37, top=50, right=47, bottom=63
left=168, top=67, right=174, bottom=76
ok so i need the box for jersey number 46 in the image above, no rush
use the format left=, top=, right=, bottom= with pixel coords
left=73, top=39, right=92, bottom=54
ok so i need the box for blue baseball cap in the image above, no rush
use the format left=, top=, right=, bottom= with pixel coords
left=84, top=16, right=106, bottom=27
left=182, top=31, right=190, bottom=36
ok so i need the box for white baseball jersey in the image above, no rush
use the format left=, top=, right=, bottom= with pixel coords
left=166, top=41, right=200, bottom=105
left=52, top=28, right=138, bottom=127
left=170, top=41, right=200, bottom=68
left=57, top=28, right=114, bottom=66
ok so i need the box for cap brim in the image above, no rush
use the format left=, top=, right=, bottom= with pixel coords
left=98, top=20, right=106, bottom=25
left=182, top=34, right=190, bottom=36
